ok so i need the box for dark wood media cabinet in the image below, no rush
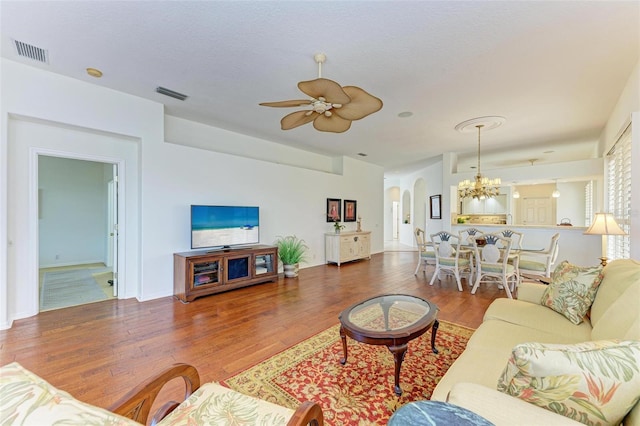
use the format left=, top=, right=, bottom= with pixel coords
left=174, top=245, right=279, bottom=302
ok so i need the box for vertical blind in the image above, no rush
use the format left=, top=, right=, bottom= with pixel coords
left=605, top=124, right=632, bottom=259
left=584, top=181, right=593, bottom=227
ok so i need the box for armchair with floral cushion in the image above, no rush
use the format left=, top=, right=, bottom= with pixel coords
left=0, top=362, right=323, bottom=426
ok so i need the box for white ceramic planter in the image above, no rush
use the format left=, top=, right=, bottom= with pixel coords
left=283, top=263, right=299, bottom=278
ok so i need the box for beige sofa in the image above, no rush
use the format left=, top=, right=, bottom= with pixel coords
left=431, top=259, right=640, bottom=425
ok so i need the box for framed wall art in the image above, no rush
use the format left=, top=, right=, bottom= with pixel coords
left=430, top=195, right=442, bottom=219
left=326, top=198, right=341, bottom=222
left=343, top=200, right=357, bottom=222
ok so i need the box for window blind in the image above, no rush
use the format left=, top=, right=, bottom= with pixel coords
left=584, top=181, right=593, bottom=227
left=605, top=124, right=631, bottom=259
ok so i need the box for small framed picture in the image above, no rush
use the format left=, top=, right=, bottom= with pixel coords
left=343, top=200, right=357, bottom=222
left=326, top=198, right=341, bottom=222
left=430, top=195, right=442, bottom=219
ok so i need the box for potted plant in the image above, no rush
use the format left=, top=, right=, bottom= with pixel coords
left=333, top=220, right=346, bottom=234
left=274, top=235, right=308, bottom=278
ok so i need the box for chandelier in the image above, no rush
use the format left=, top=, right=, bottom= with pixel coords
left=458, top=124, right=501, bottom=200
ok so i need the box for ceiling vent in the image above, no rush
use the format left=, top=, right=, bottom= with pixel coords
left=156, top=86, right=188, bottom=101
left=13, top=40, right=49, bottom=63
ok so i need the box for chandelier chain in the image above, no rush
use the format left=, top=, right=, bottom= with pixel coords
left=458, top=123, right=501, bottom=200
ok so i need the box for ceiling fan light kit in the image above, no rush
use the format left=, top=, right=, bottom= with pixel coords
left=260, top=53, right=383, bottom=133
left=457, top=116, right=504, bottom=200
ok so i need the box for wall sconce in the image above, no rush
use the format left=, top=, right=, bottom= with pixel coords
left=584, top=212, right=627, bottom=266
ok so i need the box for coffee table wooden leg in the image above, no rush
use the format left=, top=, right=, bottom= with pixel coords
left=339, top=325, right=348, bottom=365
left=431, top=319, right=440, bottom=354
left=389, top=344, right=408, bottom=396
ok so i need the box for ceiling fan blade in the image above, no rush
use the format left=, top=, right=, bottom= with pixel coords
left=334, top=86, right=383, bottom=121
left=313, top=114, right=352, bottom=133
left=259, top=100, right=311, bottom=108
left=280, top=110, right=317, bottom=130
left=298, top=78, right=351, bottom=104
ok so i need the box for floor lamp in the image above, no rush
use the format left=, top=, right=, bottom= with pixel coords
left=584, top=213, right=627, bottom=266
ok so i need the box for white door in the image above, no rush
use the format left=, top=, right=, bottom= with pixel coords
left=107, top=165, right=119, bottom=296
left=521, top=197, right=553, bottom=225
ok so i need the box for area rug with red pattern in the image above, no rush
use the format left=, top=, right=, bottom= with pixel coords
left=221, top=320, right=474, bottom=425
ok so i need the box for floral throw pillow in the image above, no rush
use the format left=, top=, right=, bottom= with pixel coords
left=497, top=340, right=640, bottom=426
left=540, top=260, right=603, bottom=324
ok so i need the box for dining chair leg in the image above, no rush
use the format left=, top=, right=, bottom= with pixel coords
left=454, top=270, right=463, bottom=292
left=414, top=262, right=421, bottom=276
left=471, top=274, right=481, bottom=295
left=429, top=266, right=439, bottom=285
left=502, top=272, right=513, bottom=299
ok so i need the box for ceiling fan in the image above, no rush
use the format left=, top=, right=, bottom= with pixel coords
left=260, top=53, right=383, bottom=133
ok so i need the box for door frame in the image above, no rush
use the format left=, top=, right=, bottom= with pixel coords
left=30, top=147, right=126, bottom=310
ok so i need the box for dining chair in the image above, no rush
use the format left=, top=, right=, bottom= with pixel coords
left=429, top=231, right=471, bottom=291
left=497, top=229, right=524, bottom=249
left=414, top=227, right=436, bottom=276
left=497, top=229, right=524, bottom=276
left=518, top=233, right=560, bottom=278
left=458, top=227, right=485, bottom=245
left=470, top=233, right=519, bottom=299
left=457, top=227, right=484, bottom=282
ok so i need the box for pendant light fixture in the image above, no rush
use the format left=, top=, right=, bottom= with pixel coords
left=552, top=179, right=560, bottom=198
left=456, top=116, right=504, bottom=200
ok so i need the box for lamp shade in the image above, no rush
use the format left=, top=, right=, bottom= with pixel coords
left=584, top=213, right=627, bottom=236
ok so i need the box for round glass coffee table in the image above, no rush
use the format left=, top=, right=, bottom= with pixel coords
left=338, top=294, right=439, bottom=396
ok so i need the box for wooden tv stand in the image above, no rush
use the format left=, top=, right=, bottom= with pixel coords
left=174, top=245, right=278, bottom=303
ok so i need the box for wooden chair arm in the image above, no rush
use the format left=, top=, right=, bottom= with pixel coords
left=149, top=401, right=181, bottom=425
left=286, top=401, right=324, bottom=426
left=109, top=363, right=200, bottom=424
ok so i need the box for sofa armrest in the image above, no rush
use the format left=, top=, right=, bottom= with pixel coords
left=516, top=281, right=547, bottom=304
left=446, top=382, right=584, bottom=425
left=109, top=363, right=200, bottom=424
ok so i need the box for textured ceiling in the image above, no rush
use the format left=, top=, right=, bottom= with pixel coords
left=1, top=1, right=638, bottom=177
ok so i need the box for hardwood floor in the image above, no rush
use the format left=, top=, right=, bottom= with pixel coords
left=0, top=251, right=504, bottom=413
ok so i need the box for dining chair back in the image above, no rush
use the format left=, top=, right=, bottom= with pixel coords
left=518, top=233, right=560, bottom=278
left=414, top=227, right=436, bottom=276
left=429, top=231, right=471, bottom=291
left=470, top=233, right=519, bottom=299
left=497, top=229, right=524, bottom=250
left=458, top=227, right=484, bottom=245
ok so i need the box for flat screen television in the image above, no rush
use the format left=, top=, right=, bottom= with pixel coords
left=191, top=205, right=259, bottom=250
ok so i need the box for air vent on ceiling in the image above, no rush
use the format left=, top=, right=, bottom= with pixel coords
left=13, top=40, right=49, bottom=63
left=156, top=86, right=188, bottom=101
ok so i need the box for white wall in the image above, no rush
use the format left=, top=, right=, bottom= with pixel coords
left=6, top=116, right=141, bottom=323
left=0, top=58, right=383, bottom=328
left=556, top=181, right=587, bottom=227
left=38, top=157, right=110, bottom=267
left=384, top=161, right=444, bottom=247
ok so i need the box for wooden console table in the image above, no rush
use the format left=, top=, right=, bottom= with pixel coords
left=325, top=231, right=371, bottom=266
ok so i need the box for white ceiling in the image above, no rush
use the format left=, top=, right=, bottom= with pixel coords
left=1, top=1, right=638, bottom=177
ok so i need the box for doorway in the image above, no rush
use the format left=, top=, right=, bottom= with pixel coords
left=38, top=156, right=118, bottom=311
